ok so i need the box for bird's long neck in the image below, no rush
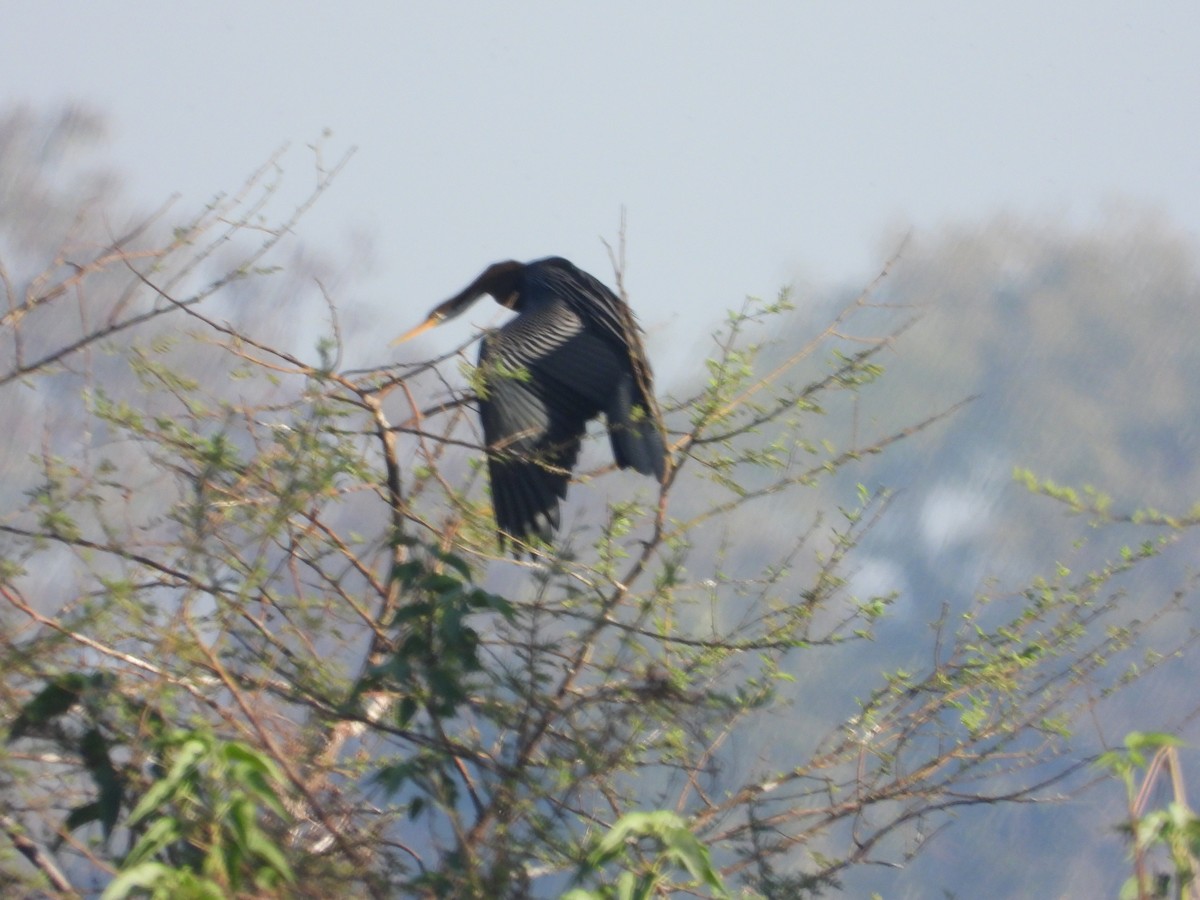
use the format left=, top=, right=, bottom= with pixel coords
left=468, top=260, right=524, bottom=311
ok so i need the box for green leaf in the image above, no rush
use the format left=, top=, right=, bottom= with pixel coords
left=397, top=696, right=419, bottom=727
left=584, top=811, right=728, bottom=896
left=659, top=824, right=724, bottom=890
left=99, top=861, right=171, bottom=900
left=64, top=800, right=103, bottom=835
left=432, top=547, right=473, bottom=579
left=421, top=572, right=463, bottom=595
left=127, top=737, right=207, bottom=826
left=243, top=825, right=295, bottom=882
left=123, top=815, right=183, bottom=868
left=238, top=768, right=289, bottom=820
left=79, top=727, right=123, bottom=838
left=390, top=561, right=424, bottom=586
left=589, top=811, right=674, bottom=866
left=8, top=674, right=89, bottom=741
left=1125, top=731, right=1186, bottom=753
left=616, top=869, right=641, bottom=900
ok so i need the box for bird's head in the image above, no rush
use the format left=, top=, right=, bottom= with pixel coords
left=391, top=260, right=525, bottom=345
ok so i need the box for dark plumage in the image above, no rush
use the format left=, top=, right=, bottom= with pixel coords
left=394, top=257, right=666, bottom=550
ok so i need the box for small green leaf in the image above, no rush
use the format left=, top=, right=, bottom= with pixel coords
left=123, top=816, right=183, bottom=868
left=1125, top=731, right=1186, bottom=753
left=244, top=826, right=295, bottom=882
left=127, top=737, right=207, bottom=826
left=100, top=861, right=171, bottom=900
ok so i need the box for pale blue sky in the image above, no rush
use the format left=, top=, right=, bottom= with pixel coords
left=5, top=3, right=1199, bottom=368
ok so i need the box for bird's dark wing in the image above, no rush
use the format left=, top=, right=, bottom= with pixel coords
left=527, top=258, right=642, bottom=356
left=478, top=359, right=578, bottom=547
left=526, top=258, right=666, bottom=482
left=478, top=308, right=628, bottom=549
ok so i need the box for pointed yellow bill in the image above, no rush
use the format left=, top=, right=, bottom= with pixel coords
left=390, top=315, right=441, bottom=346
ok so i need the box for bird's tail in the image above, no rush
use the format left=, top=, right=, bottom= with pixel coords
left=608, top=377, right=666, bottom=481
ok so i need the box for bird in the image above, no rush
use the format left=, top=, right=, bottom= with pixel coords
left=393, top=256, right=667, bottom=551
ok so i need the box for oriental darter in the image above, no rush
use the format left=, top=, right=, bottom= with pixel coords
left=393, top=257, right=666, bottom=550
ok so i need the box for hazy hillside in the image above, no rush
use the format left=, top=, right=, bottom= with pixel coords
left=774, top=217, right=1200, bottom=897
